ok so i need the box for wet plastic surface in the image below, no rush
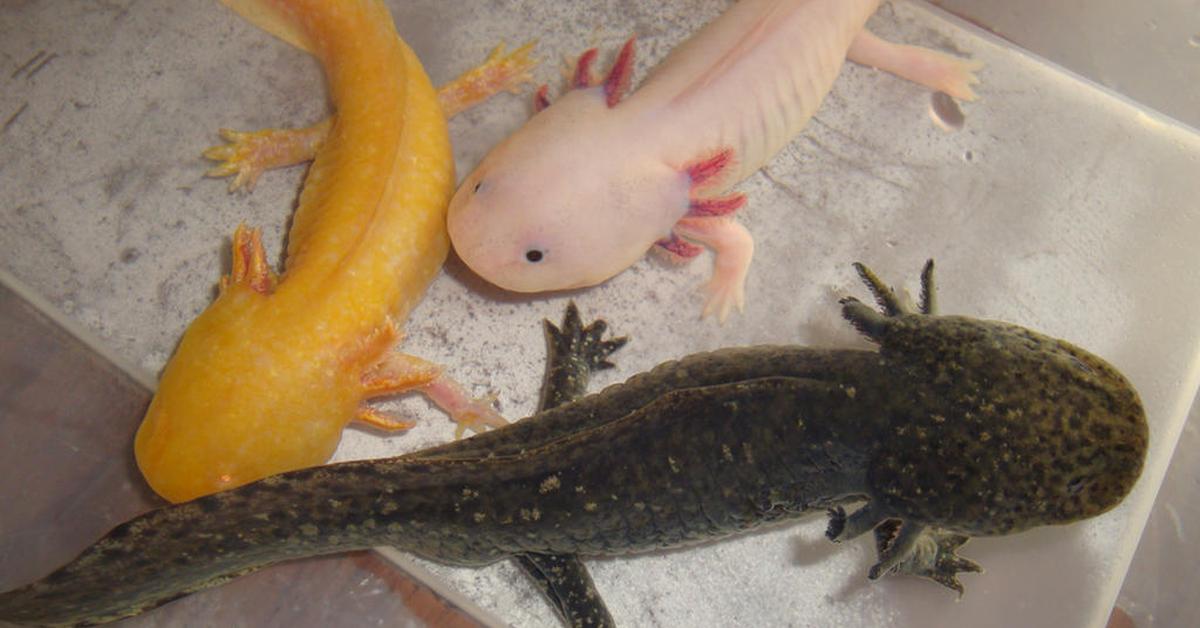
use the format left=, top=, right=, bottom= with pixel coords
left=932, top=0, right=1200, bottom=132
left=918, top=4, right=1200, bottom=625
left=2, top=1, right=1199, bottom=627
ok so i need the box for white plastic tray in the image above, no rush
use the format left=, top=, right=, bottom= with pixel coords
left=2, top=1, right=1197, bottom=626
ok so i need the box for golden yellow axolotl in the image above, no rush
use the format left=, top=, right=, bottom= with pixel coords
left=135, top=0, right=535, bottom=503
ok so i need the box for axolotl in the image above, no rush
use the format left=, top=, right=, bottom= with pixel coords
left=135, top=0, right=534, bottom=503
left=447, top=0, right=982, bottom=321
left=0, top=262, right=1146, bottom=627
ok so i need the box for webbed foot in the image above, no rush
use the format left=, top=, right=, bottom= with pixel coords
left=541, top=302, right=628, bottom=411
left=436, top=41, right=538, bottom=117
left=424, top=379, right=507, bottom=439
left=848, top=29, right=983, bottom=102
left=870, top=520, right=982, bottom=595
left=840, top=260, right=935, bottom=340
left=204, top=122, right=331, bottom=192
left=672, top=217, right=754, bottom=323
left=545, top=302, right=628, bottom=373
left=826, top=502, right=981, bottom=594
left=359, top=345, right=507, bottom=437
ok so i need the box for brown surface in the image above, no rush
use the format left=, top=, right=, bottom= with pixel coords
left=0, top=283, right=484, bottom=628
left=1107, top=607, right=1136, bottom=628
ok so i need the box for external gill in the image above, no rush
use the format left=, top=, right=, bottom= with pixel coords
left=533, top=37, right=636, bottom=114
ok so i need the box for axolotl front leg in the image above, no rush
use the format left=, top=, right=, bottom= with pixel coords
left=656, top=147, right=755, bottom=322
left=223, top=225, right=507, bottom=437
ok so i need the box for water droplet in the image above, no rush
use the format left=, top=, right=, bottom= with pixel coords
left=929, top=92, right=965, bottom=131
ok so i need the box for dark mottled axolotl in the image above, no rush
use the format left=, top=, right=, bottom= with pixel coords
left=0, top=262, right=1147, bottom=627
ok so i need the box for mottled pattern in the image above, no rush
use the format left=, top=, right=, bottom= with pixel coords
left=0, top=263, right=1147, bottom=626
left=513, top=303, right=626, bottom=628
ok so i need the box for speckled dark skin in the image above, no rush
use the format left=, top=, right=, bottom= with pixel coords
left=0, top=262, right=1148, bottom=627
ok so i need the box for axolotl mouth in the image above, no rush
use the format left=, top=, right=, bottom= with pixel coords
left=447, top=215, right=625, bottom=294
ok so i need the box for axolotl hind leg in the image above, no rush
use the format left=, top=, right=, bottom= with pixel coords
left=204, top=121, right=332, bottom=192
left=539, top=301, right=628, bottom=411
left=436, top=42, right=539, bottom=117
left=849, top=30, right=983, bottom=102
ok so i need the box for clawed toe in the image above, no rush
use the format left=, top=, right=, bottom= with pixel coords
left=824, top=503, right=981, bottom=594
left=545, top=302, right=628, bottom=371
left=701, top=276, right=745, bottom=323
left=869, top=522, right=982, bottom=595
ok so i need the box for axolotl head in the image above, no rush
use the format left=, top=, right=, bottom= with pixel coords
left=866, top=314, right=1149, bottom=537
left=447, top=91, right=689, bottom=293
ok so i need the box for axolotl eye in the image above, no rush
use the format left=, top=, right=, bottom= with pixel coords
left=525, top=249, right=544, bottom=263
left=472, top=181, right=484, bottom=194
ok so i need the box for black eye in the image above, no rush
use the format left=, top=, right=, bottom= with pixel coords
left=525, top=249, right=544, bottom=263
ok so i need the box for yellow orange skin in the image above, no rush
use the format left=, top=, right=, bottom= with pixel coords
left=135, top=0, right=453, bottom=503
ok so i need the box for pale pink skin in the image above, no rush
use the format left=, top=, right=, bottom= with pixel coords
left=448, top=0, right=981, bottom=322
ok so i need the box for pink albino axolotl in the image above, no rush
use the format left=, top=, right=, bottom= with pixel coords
left=447, top=0, right=982, bottom=321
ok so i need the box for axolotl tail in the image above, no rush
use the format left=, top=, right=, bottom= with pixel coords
left=0, top=453, right=491, bottom=627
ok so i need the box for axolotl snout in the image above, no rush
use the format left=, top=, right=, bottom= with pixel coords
left=448, top=0, right=982, bottom=320
left=0, top=262, right=1146, bottom=626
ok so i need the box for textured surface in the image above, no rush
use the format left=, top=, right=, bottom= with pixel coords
left=1, top=1, right=1198, bottom=627
left=920, top=5, right=1200, bottom=624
